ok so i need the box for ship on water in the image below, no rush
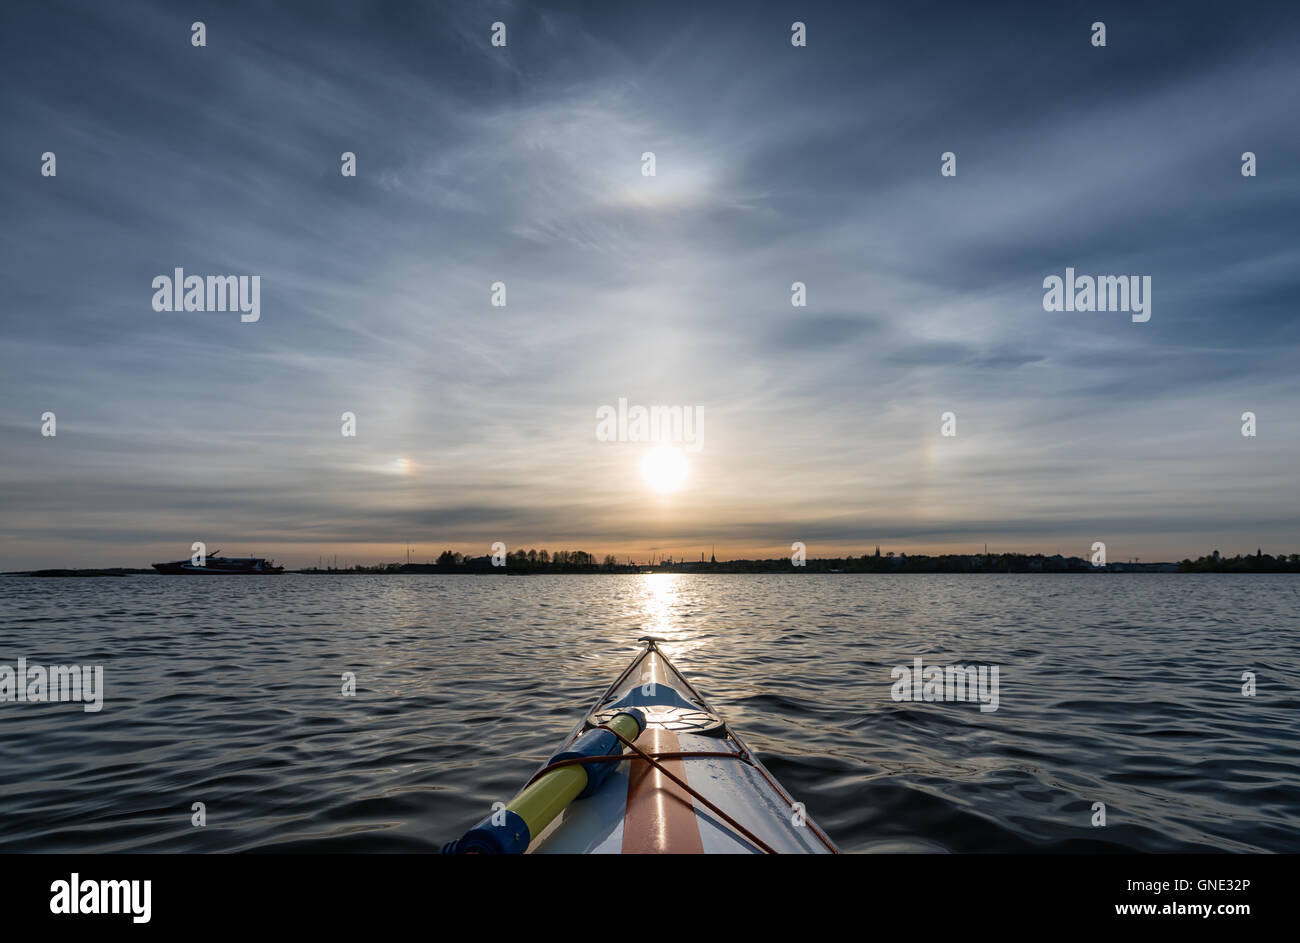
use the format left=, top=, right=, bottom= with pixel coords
left=152, top=551, right=284, bottom=575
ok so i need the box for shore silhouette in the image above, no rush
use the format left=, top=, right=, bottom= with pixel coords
left=12, top=549, right=1300, bottom=576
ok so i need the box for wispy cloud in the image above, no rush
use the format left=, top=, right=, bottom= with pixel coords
left=1, top=0, right=1298, bottom=567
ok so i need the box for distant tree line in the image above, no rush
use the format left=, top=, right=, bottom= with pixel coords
left=1178, top=551, right=1300, bottom=573
left=666, top=552, right=1096, bottom=573
left=418, top=549, right=626, bottom=572
left=293, top=548, right=1300, bottom=575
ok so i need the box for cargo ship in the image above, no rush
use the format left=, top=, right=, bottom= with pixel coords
left=152, top=551, right=284, bottom=575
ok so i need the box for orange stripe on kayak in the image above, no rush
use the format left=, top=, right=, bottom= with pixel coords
left=621, top=726, right=704, bottom=854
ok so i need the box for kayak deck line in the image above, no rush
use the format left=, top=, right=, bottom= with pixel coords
left=525, top=749, right=753, bottom=786
left=522, top=739, right=820, bottom=854
left=446, top=637, right=839, bottom=854
left=601, top=718, right=775, bottom=853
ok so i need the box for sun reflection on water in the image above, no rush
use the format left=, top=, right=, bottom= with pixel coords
left=634, top=573, right=706, bottom=659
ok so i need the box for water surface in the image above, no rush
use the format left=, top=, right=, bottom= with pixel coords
left=1, top=573, right=1296, bottom=852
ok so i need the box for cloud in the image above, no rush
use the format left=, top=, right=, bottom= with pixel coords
left=1, top=0, right=1299, bottom=567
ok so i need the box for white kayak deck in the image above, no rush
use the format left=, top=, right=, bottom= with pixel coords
left=528, top=640, right=836, bottom=854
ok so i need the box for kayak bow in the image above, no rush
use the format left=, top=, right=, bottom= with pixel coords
left=444, top=638, right=838, bottom=854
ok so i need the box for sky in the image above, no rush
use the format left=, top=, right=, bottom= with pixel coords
left=1, top=0, right=1298, bottom=569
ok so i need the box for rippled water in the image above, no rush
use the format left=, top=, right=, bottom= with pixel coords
left=1, top=573, right=1297, bottom=853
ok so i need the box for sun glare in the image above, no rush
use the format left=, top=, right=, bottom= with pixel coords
left=642, top=446, right=688, bottom=494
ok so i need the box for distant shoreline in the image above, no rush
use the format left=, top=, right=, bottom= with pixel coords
left=7, top=553, right=1300, bottom=578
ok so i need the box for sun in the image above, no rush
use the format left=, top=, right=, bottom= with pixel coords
left=642, top=446, right=688, bottom=494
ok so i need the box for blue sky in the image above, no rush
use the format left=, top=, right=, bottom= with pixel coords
left=2, top=0, right=1298, bottom=568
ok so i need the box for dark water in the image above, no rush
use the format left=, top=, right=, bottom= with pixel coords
left=1, top=573, right=1297, bottom=853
